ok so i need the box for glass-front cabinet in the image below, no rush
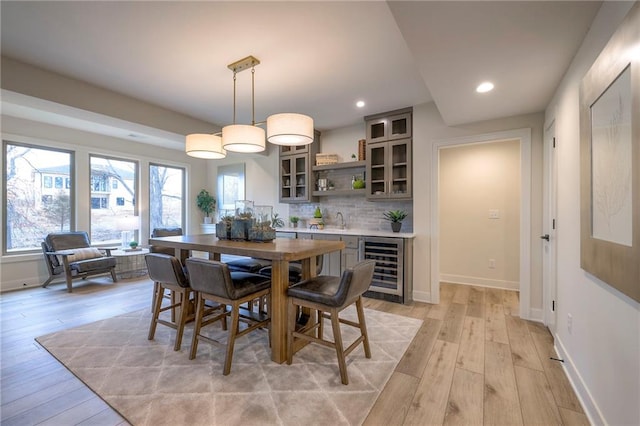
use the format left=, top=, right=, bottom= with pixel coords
left=280, top=154, right=310, bottom=202
left=366, top=109, right=412, bottom=144
left=365, top=107, right=412, bottom=200
left=366, top=139, right=412, bottom=200
left=279, top=130, right=319, bottom=203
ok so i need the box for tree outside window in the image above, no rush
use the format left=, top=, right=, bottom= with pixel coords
left=4, top=142, right=73, bottom=252
left=149, top=163, right=184, bottom=232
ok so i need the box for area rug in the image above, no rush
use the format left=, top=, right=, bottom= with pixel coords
left=36, top=306, right=422, bottom=426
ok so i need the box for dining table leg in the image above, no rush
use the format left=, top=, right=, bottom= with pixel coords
left=270, top=259, right=289, bottom=363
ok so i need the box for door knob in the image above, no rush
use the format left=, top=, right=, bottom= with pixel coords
left=540, top=234, right=550, bottom=241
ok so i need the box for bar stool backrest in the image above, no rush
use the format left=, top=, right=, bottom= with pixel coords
left=145, top=253, right=189, bottom=288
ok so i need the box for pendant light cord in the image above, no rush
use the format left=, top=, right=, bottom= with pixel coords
left=251, top=66, right=256, bottom=126
left=232, top=71, right=237, bottom=124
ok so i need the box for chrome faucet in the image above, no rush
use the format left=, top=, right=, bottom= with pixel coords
left=336, top=212, right=345, bottom=229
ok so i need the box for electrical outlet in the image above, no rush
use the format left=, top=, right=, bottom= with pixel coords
left=488, top=259, right=496, bottom=269
left=567, top=313, right=573, bottom=334
left=489, top=209, right=500, bottom=219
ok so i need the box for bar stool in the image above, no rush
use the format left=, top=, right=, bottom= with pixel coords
left=286, top=259, right=376, bottom=385
left=145, top=253, right=195, bottom=351
left=185, top=258, right=271, bottom=376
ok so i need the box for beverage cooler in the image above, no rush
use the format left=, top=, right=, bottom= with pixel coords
left=359, top=236, right=413, bottom=304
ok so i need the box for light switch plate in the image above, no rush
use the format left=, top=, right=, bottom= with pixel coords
left=489, top=209, right=500, bottom=219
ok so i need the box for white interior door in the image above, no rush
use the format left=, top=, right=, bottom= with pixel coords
left=542, top=121, right=558, bottom=332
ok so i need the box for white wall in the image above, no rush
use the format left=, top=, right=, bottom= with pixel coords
left=321, top=124, right=367, bottom=162
left=543, top=2, right=639, bottom=425
left=439, top=140, right=521, bottom=290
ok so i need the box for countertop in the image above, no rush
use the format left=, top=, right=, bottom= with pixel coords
left=275, top=226, right=415, bottom=239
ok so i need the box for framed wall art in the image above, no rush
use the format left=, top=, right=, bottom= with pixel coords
left=580, top=3, right=639, bottom=302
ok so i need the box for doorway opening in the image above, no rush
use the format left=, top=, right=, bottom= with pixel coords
left=430, top=129, right=532, bottom=319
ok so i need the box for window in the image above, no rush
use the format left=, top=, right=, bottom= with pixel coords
left=217, top=163, right=245, bottom=213
left=149, top=163, right=185, bottom=232
left=90, top=155, right=138, bottom=245
left=65, top=177, right=71, bottom=189
left=3, top=141, right=73, bottom=253
left=91, top=196, right=108, bottom=209
left=54, top=177, right=63, bottom=189
left=91, top=174, right=109, bottom=192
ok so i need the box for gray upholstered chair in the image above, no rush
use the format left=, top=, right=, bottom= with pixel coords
left=225, top=257, right=272, bottom=273
left=286, top=259, right=376, bottom=385
left=145, top=253, right=225, bottom=351
left=149, top=228, right=184, bottom=312
left=258, top=255, right=324, bottom=284
left=186, top=257, right=271, bottom=375
left=41, top=231, right=117, bottom=293
left=145, top=253, right=192, bottom=351
left=149, top=227, right=183, bottom=256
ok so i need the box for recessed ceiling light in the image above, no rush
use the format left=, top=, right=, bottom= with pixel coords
left=476, top=82, right=494, bottom=93
left=356, top=100, right=365, bottom=108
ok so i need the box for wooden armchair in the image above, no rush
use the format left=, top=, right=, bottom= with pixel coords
left=42, top=231, right=118, bottom=293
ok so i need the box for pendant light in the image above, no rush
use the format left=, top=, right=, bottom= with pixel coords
left=221, top=57, right=265, bottom=153
left=185, top=55, right=314, bottom=158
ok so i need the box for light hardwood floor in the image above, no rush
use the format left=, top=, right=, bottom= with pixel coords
left=1, top=278, right=588, bottom=425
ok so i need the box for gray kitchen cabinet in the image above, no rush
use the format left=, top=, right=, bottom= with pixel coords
left=365, top=108, right=412, bottom=201
left=340, top=236, right=360, bottom=274
left=279, top=130, right=320, bottom=203
left=365, top=108, right=412, bottom=143
left=312, top=234, right=341, bottom=277
left=366, top=138, right=412, bottom=200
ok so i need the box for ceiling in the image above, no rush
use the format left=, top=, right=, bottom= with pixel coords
left=1, top=1, right=601, bottom=142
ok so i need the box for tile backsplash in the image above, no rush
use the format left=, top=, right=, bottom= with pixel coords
left=289, top=197, right=413, bottom=232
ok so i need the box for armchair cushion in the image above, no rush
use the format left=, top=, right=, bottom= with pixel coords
left=64, top=247, right=105, bottom=263
left=70, top=256, right=117, bottom=273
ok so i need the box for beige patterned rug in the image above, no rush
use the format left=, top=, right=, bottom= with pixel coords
left=36, top=306, right=422, bottom=426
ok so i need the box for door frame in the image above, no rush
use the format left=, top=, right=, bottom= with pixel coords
left=542, top=119, right=558, bottom=332
left=430, top=128, right=532, bottom=319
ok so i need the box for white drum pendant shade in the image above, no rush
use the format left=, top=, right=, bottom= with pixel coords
left=185, top=134, right=226, bottom=159
left=266, top=113, right=314, bottom=146
left=222, top=124, right=266, bottom=153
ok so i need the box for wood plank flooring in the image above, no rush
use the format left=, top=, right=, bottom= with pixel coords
left=363, top=282, right=589, bottom=426
left=1, top=279, right=588, bottom=425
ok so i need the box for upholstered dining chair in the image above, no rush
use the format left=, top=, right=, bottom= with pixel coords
left=185, top=258, right=271, bottom=376
left=286, top=259, right=376, bottom=385
left=145, top=253, right=225, bottom=351
left=149, top=227, right=183, bottom=256
left=225, top=257, right=272, bottom=273
left=149, top=228, right=183, bottom=313
left=257, top=255, right=324, bottom=284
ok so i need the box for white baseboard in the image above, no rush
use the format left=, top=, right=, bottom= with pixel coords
left=0, top=277, right=42, bottom=293
left=412, top=290, right=432, bottom=304
left=554, top=334, right=604, bottom=426
left=440, top=273, right=519, bottom=290
left=528, top=307, right=543, bottom=322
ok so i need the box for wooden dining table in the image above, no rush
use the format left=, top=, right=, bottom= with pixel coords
left=147, top=234, right=345, bottom=363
